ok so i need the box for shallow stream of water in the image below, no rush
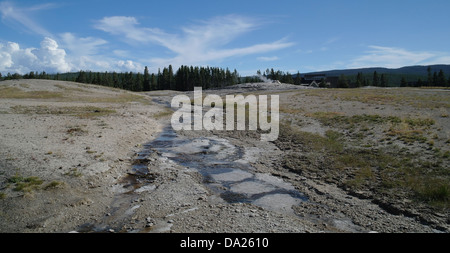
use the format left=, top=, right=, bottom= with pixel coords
left=138, top=126, right=307, bottom=215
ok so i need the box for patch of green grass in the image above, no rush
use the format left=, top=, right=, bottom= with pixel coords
left=0, top=87, right=63, bottom=99
left=8, top=174, right=44, bottom=193
left=279, top=123, right=344, bottom=153
left=344, top=167, right=375, bottom=189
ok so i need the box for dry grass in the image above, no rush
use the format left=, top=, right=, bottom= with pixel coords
left=152, top=109, right=173, bottom=119
left=0, top=84, right=151, bottom=105
left=278, top=115, right=449, bottom=208
left=12, top=105, right=116, bottom=118
left=0, top=87, right=63, bottom=99
left=302, top=88, right=450, bottom=109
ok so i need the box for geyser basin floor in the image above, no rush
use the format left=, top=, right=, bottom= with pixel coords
left=139, top=127, right=307, bottom=215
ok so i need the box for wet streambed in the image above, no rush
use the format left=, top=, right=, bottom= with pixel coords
left=137, top=127, right=307, bottom=215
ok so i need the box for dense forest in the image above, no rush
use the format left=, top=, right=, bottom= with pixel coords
left=333, top=67, right=450, bottom=88
left=304, top=65, right=450, bottom=88
left=0, top=65, right=246, bottom=92
left=1, top=65, right=449, bottom=91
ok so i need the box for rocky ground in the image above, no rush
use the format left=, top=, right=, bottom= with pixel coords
left=0, top=79, right=448, bottom=233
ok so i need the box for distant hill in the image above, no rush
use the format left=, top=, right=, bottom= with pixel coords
left=302, top=64, right=450, bottom=77
left=299, top=64, right=450, bottom=87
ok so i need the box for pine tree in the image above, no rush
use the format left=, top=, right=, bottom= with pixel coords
left=427, top=66, right=432, bottom=86
left=112, top=72, right=120, bottom=88
left=76, top=71, right=87, bottom=83
left=373, top=71, right=380, bottom=86
left=168, top=65, right=175, bottom=90
left=28, top=71, right=35, bottom=79
left=151, top=73, right=157, bottom=90
left=143, top=66, right=150, bottom=91
left=437, top=69, right=446, bottom=87
left=157, top=68, right=162, bottom=90
left=135, top=72, right=143, bottom=91
left=355, top=72, right=363, bottom=87
left=380, top=74, right=387, bottom=87
left=338, top=74, right=349, bottom=88
left=433, top=71, right=438, bottom=86
left=416, top=78, right=424, bottom=87
left=400, top=76, right=407, bottom=87
left=294, top=71, right=302, bottom=85
left=283, top=72, right=294, bottom=84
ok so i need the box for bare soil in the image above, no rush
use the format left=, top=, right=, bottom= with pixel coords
left=0, top=80, right=448, bottom=233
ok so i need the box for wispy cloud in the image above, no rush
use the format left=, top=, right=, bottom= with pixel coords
left=60, top=32, right=108, bottom=56
left=348, top=45, right=448, bottom=68
left=94, top=15, right=294, bottom=70
left=0, top=1, right=55, bottom=37
left=257, top=56, right=279, bottom=62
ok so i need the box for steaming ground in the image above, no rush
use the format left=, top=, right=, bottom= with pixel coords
left=0, top=79, right=448, bottom=233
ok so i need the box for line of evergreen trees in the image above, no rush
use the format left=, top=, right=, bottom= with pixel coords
left=0, top=65, right=241, bottom=92
left=74, top=65, right=242, bottom=91
left=2, top=66, right=450, bottom=89
left=337, top=68, right=450, bottom=88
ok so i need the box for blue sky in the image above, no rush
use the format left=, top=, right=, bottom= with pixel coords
left=1, top=0, right=449, bottom=76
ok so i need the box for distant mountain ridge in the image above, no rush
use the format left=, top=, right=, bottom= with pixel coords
left=302, top=64, right=450, bottom=77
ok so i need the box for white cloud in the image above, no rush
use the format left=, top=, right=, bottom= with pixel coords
left=348, top=45, right=447, bottom=68
left=117, top=60, right=142, bottom=72
left=0, top=37, right=145, bottom=74
left=35, top=37, right=71, bottom=73
left=94, top=15, right=294, bottom=71
left=0, top=48, right=13, bottom=69
left=0, top=38, right=71, bottom=74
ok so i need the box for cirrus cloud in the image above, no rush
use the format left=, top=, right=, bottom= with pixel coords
left=94, top=15, right=294, bottom=71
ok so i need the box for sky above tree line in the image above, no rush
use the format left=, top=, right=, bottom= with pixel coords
left=1, top=0, right=449, bottom=76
